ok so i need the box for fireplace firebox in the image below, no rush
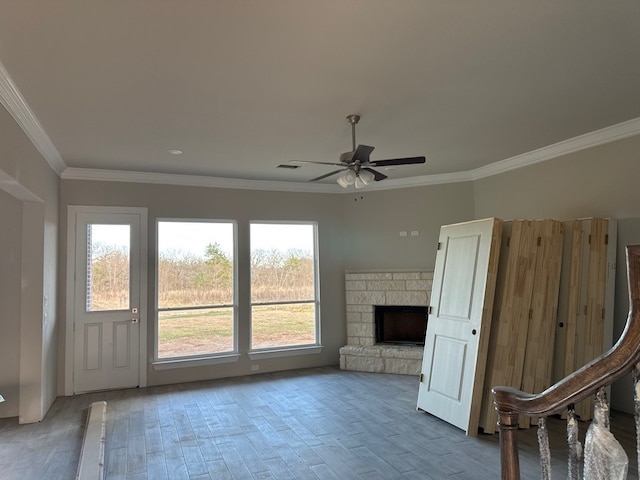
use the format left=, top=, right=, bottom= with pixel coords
left=374, top=305, right=428, bottom=346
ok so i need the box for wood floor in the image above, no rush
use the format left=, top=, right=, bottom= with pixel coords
left=0, top=366, right=637, bottom=479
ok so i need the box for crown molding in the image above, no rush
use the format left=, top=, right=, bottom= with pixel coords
left=470, top=117, right=640, bottom=180
left=361, top=170, right=474, bottom=191
left=61, top=168, right=346, bottom=194
left=0, top=60, right=66, bottom=175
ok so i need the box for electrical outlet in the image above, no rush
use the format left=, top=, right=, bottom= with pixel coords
left=251, top=364, right=259, bottom=371
left=399, top=231, right=408, bottom=237
left=411, top=231, right=419, bottom=236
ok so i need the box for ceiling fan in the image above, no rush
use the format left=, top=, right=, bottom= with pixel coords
left=291, top=115, right=426, bottom=189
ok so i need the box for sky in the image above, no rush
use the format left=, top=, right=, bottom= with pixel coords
left=159, top=221, right=314, bottom=258
left=92, top=221, right=315, bottom=259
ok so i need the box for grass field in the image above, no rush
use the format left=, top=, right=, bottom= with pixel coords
left=157, top=303, right=315, bottom=358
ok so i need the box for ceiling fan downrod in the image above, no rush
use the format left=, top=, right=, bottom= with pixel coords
left=346, top=114, right=360, bottom=152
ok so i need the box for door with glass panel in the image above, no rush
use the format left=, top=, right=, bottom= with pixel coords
left=72, top=210, right=145, bottom=393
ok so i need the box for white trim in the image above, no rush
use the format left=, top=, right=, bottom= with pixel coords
left=62, top=168, right=345, bottom=193
left=152, top=353, right=241, bottom=370
left=0, top=169, right=42, bottom=202
left=0, top=60, right=66, bottom=175
left=76, top=401, right=107, bottom=480
left=248, top=345, right=323, bottom=360
left=65, top=206, right=148, bottom=395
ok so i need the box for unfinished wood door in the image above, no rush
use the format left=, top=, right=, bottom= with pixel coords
left=417, top=218, right=502, bottom=435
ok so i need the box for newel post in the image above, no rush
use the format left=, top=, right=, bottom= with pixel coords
left=497, top=410, right=520, bottom=480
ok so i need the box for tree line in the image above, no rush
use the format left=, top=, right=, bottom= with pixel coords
left=88, top=242, right=314, bottom=309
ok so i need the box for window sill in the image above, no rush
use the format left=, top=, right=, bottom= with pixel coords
left=248, top=345, right=323, bottom=360
left=152, top=353, right=240, bottom=370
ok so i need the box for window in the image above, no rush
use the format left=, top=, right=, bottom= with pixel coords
left=156, top=221, right=235, bottom=359
left=250, top=222, right=319, bottom=350
left=86, top=224, right=130, bottom=311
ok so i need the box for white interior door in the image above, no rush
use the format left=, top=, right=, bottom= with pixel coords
left=417, top=218, right=502, bottom=434
left=69, top=207, right=147, bottom=394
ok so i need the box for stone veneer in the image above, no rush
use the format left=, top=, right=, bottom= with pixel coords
left=339, top=271, right=433, bottom=375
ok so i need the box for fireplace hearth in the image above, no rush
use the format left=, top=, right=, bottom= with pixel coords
left=375, top=305, right=428, bottom=346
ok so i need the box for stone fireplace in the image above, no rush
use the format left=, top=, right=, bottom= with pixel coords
left=339, top=271, right=433, bottom=375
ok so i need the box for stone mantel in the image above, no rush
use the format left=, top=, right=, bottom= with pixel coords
left=339, top=271, right=433, bottom=375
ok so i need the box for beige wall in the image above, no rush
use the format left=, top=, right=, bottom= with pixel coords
left=473, top=135, right=640, bottom=220
left=0, top=189, right=21, bottom=416
left=0, top=105, right=59, bottom=421
left=341, top=182, right=476, bottom=271
left=474, top=134, right=640, bottom=413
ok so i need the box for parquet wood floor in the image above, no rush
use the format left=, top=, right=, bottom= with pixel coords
left=0, top=366, right=637, bottom=479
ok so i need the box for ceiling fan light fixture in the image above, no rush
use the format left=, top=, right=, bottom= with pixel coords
left=336, top=169, right=356, bottom=188
left=359, top=169, right=375, bottom=185
left=354, top=176, right=366, bottom=189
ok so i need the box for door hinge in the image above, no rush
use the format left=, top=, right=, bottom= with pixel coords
left=506, top=236, right=511, bottom=247
left=428, top=306, right=433, bottom=315
left=537, top=236, right=542, bottom=247
left=437, top=242, right=442, bottom=251
left=420, top=373, right=424, bottom=382
left=605, top=234, right=609, bottom=245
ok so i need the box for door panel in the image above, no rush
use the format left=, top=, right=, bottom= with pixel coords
left=439, top=234, right=480, bottom=320
left=70, top=209, right=145, bottom=393
left=417, top=218, right=502, bottom=435
left=429, top=335, right=466, bottom=400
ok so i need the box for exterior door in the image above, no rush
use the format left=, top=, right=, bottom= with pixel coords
left=69, top=207, right=147, bottom=393
left=417, top=218, right=502, bottom=434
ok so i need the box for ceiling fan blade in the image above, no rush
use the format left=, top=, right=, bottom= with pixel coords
left=289, top=160, right=345, bottom=167
left=352, top=144, right=375, bottom=163
left=367, top=156, right=426, bottom=167
left=362, top=167, right=387, bottom=181
left=309, top=169, right=345, bottom=182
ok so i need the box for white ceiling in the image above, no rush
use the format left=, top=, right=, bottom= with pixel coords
left=1, top=1, right=640, bottom=191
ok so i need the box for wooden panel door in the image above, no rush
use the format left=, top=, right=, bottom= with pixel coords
left=417, top=218, right=502, bottom=435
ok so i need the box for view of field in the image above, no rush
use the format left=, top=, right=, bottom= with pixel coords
left=157, top=303, right=315, bottom=358
left=88, top=223, right=316, bottom=358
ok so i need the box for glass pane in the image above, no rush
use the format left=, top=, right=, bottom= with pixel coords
left=158, top=307, right=234, bottom=358
left=86, top=224, right=130, bottom=311
left=250, top=223, right=315, bottom=302
left=251, top=303, right=316, bottom=349
left=158, top=222, right=234, bottom=308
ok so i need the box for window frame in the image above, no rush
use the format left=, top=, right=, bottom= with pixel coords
left=248, top=220, right=321, bottom=354
left=153, top=218, right=239, bottom=367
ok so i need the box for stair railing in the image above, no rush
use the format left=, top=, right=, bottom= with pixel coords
left=492, top=244, right=640, bottom=480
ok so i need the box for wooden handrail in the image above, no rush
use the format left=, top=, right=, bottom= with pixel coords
left=492, top=244, right=640, bottom=480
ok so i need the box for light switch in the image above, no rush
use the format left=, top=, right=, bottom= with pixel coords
left=399, top=231, right=408, bottom=237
